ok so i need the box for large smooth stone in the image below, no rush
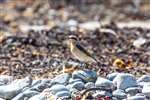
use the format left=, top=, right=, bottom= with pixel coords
left=137, top=75, right=150, bottom=87
left=93, top=91, right=112, bottom=98
left=127, top=95, right=146, bottom=100
left=125, top=87, right=142, bottom=96
left=31, top=79, right=52, bottom=92
left=142, top=83, right=150, bottom=97
left=55, top=90, right=71, bottom=99
left=95, top=77, right=114, bottom=90
left=113, top=73, right=137, bottom=90
left=112, top=89, right=127, bottom=99
left=137, top=75, right=150, bottom=83
left=28, top=94, right=46, bottom=100
left=0, top=77, right=32, bottom=99
left=12, top=89, right=39, bottom=100
left=107, top=72, right=119, bottom=81
left=0, top=75, right=13, bottom=86
left=69, top=78, right=82, bottom=84
left=50, top=84, right=69, bottom=94
left=84, top=82, right=95, bottom=89
left=67, top=81, right=84, bottom=91
left=51, top=73, right=70, bottom=85
left=72, top=70, right=97, bottom=83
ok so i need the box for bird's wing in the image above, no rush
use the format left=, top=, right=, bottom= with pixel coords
left=76, top=43, right=97, bottom=62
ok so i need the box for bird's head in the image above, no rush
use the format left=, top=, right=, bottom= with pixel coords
left=68, top=35, right=78, bottom=44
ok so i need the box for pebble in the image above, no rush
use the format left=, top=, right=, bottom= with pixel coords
left=0, top=73, right=149, bottom=99
left=112, top=89, right=127, bottom=99
left=28, top=93, right=46, bottom=100
left=127, top=95, right=146, bottom=100
left=137, top=75, right=150, bottom=83
left=0, top=76, right=32, bottom=99
left=113, top=73, right=137, bottom=90
left=79, top=21, right=101, bottom=30
left=93, top=91, right=112, bottom=98
left=0, top=75, right=13, bottom=86
left=107, top=72, right=119, bottom=81
left=31, top=79, right=51, bottom=92
left=84, top=82, right=95, bottom=89
left=137, top=75, right=150, bottom=87
left=125, top=87, right=142, bottom=96
left=69, top=78, right=83, bottom=84
left=95, top=77, right=114, bottom=90
left=50, top=84, right=69, bottom=94
left=142, top=83, right=150, bottom=97
left=133, top=37, right=146, bottom=48
left=67, top=79, right=85, bottom=91
left=12, top=89, right=39, bottom=100
left=55, top=90, right=71, bottom=99
left=72, top=70, right=97, bottom=83
left=51, top=73, right=70, bottom=85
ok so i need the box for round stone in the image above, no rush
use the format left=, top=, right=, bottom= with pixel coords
left=112, top=89, right=127, bottom=99
left=113, top=73, right=137, bottom=90
left=125, top=87, right=142, bottom=96
left=107, top=72, right=119, bottom=81
left=84, top=82, right=95, bottom=89
left=72, top=70, right=97, bottom=83
left=127, top=95, right=146, bottom=100
left=95, top=77, right=114, bottom=90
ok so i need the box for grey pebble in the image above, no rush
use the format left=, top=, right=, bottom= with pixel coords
left=55, top=90, right=71, bottom=99
left=84, top=82, right=95, bottom=89
left=107, top=72, right=119, bottom=81
left=72, top=70, right=97, bottom=83
left=93, top=91, right=112, bottom=98
left=137, top=75, right=150, bottom=83
left=12, top=89, right=39, bottom=100
left=28, top=93, right=46, bottom=100
left=0, top=75, right=13, bottom=86
left=125, top=87, right=142, bottom=96
left=113, top=73, right=137, bottom=90
left=137, top=75, right=150, bottom=87
left=95, top=77, right=114, bottom=90
left=67, top=81, right=84, bottom=91
left=31, top=79, right=51, bottom=92
left=0, top=76, right=32, bottom=99
left=127, top=95, right=146, bottom=100
left=51, top=73, right=70, bottom=85
left=142, top=83, right=150, bottom=97
left=50, top=84, right=69, bottom=94
left=113, top=89, right=127, bottom=99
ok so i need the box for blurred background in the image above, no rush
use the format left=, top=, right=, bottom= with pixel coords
left=0, top=0, right=150, bottom=78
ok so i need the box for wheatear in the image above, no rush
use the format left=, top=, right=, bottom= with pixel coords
left=68, top=35, right=99, bottom=64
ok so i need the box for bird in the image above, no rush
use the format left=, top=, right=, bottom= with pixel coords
left=68, top=35, right=100, bottom=65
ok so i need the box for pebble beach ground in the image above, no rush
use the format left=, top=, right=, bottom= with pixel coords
left=0, top=0, right=150, bottom=99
